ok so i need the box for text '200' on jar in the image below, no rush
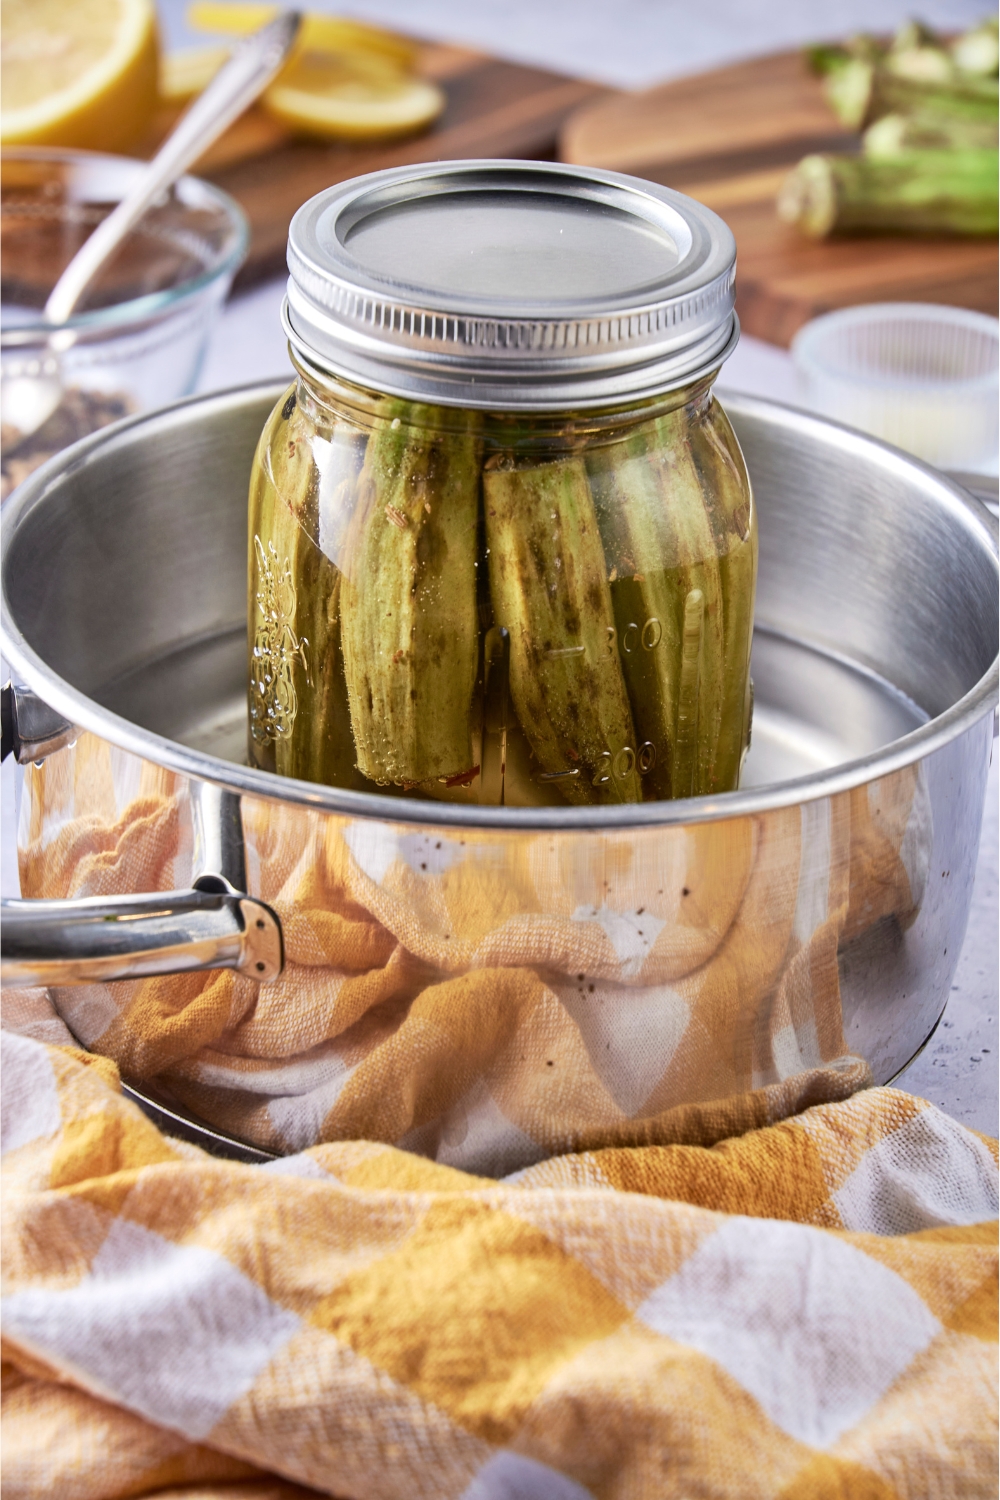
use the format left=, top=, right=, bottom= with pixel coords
left=248, top=162, right=756, bottom=808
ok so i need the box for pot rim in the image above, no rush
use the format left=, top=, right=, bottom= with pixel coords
left=2, top=381, right=997, bottom=833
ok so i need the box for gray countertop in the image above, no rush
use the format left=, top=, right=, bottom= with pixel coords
left=157, top=0, right=990, bottom=90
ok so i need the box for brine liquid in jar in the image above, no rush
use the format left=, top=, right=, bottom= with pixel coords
left=248, top=373, right=756, bottom=807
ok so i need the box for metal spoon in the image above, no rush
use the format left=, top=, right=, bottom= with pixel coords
left=1, top=10, right=301, bottom=442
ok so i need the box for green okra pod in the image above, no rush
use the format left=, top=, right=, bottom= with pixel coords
left=247, top=389, right=316, bottom=774
left=687, top=404, right=757, bottom=793
left=587, top=403, right=754, bottom=801
left=484, top=450, right=640, bottom=805
left=248, top=388, right=366, bottom=789
left=340, top=404, right=481, bottom=785
left=778, top=149, right=999, bottom=238
left=586, top=427, right=683, bottom=800
left=647, top=414, right=727, bottom=797
left=675, top=586, right=706, bottom=799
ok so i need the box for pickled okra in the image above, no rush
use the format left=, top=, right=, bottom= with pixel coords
left=586, top=428, right=684, bottom=800
left=689, top=404, right=757, bottom=791
left=339, top=404, right=481, bottom=785
left=249, top=378, right=756, bottom=808
left=248, top=392, right=321, bottom=767
left=253, top=161, right=755, bottom=806
left=484, top=450, right=641, bottom=804
left=248, top=389, right=365, bottom=789
left=649, top=414, right=726, bottom=799
left=587, top=408, right=754, bottom=800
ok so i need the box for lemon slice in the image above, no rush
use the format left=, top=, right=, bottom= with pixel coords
left=1, top=0, right=159, bottom=151
left=262, top=50, right=444, bottom=142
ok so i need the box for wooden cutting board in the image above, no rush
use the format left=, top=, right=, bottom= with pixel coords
left=559, top=50, right=999, bottom=346
left=136, top=43, right=603, bottom=291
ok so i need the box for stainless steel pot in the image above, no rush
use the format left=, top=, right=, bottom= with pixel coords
left=2, top=382, right=996, bottom=1168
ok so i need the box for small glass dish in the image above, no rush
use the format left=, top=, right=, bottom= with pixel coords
left=1, top=147, right=249, bottom=500
left=792, top=303, right=999, bottom=476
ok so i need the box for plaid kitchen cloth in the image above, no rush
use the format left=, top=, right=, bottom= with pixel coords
left=1, top=1028, right=997, bottom=1499
left=13, top=732, right=933, bottom=1173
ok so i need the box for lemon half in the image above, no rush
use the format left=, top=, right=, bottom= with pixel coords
left=1, top=0, right=159, bottom=151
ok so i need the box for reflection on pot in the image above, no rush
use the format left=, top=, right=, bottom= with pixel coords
left=13, top=731, right=933, bottom=1175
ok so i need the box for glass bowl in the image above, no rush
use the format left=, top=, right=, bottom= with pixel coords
left=792, top=303, right=999, bottom=476
left=1, top=147, right=249, bottom=500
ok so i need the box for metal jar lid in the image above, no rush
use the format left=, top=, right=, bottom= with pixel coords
left=283, top=159, right=738, bottom=410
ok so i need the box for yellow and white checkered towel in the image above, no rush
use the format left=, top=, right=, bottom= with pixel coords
left=1, top=1031, right=997, bottom=1499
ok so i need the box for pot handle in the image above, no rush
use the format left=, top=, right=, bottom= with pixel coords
left=1, top=885, right=283, bottom=988
left=0, top=729, right=285, bottom=985
left=1, top=681, right=78, bottom=764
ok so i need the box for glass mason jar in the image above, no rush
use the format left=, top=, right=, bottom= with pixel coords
left=248, top=163, right=756, bottom=808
